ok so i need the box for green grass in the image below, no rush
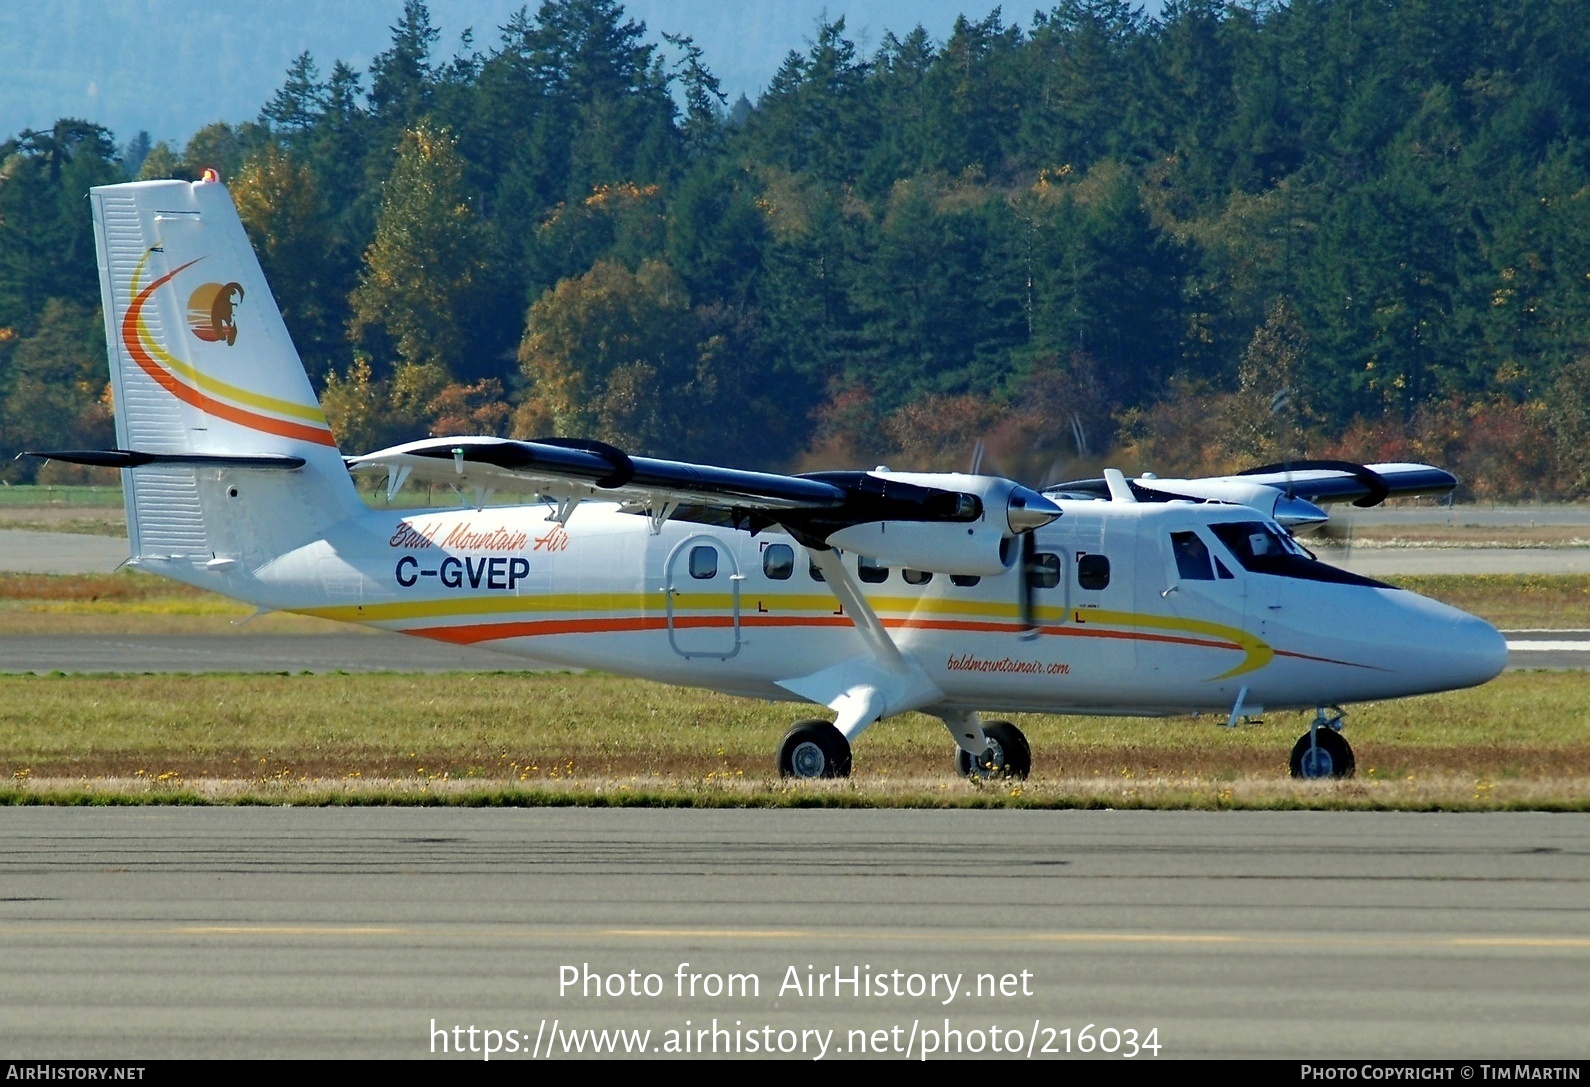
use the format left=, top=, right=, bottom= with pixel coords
left=1382, top=573, right=1590, bottom=628
left=1, top=671, right=1586, bottom=809
left=0, top=484, right=122, bottom=508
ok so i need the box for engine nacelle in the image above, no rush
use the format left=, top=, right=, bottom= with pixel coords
left=822, top=472, right=1060, bottom=575
left=826, top=518, right=1015, bottom=576
left=1138, top=478, right=1327, bottom=528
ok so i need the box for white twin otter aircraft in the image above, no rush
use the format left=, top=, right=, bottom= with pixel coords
left=33, top=178, right=1508, bottom=781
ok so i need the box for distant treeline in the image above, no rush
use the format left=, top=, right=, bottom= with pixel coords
left=5, top=0, right=1590, bottom=498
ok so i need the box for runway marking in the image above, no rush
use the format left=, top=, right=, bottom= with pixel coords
left=1505, top=641, right=1590, bottom=651
left=5, top=923, right=1589, bottom=951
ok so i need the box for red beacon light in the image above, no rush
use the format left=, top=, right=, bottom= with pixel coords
left=200, top=167, right=220, bottom=183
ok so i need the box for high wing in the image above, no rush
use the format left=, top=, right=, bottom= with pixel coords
left=1045, top=460, right=1458, bottom=528
left=347, top=435, right=1059, bottom=545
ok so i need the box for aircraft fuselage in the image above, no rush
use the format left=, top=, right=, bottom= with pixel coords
left=156, top=495, right=1507, bottom=723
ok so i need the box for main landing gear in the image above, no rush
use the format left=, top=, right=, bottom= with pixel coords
left=775, top=717, right=1035, bottom=781
left=777, top=719, right=852, bottom=779
left=956, top=720, right=1032, bottom=781
left=1289, top=707, right=1355, bottom=779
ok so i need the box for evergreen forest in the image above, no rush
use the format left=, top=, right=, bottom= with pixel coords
left=4, top=0, right=1590, bottom=499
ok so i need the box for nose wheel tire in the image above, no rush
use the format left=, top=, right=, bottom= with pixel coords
left=1289, top=727, right=1355, bottom=779
left=777, top=720, right=852, bottom=779
left=956, top=720, right=1032, bottom=780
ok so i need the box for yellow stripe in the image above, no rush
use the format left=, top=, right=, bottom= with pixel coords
left=294, top=592, right=1070, bottom=625
left=1077, top=608, right=1273, bottom=678
left=130, top=252, right=329, bottom=426
left=297, top=592, right=669, bottom=623
left=136, top=317, right=329, bottom=425
left=296, top=593, right=1262, bottom=670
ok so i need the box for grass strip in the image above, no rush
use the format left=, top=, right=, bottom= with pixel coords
left=1, top=670, right=1585, bottom=809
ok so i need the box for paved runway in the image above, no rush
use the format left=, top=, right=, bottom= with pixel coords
left=1328, top=546, right=1590, bottom=575
left=0, top=529, right=127, bottom=574
left=0, top=808, right=1584, bottom=1060
left=1499, top=631, right=1590, bottom=670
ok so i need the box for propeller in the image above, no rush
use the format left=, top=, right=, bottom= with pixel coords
left=1308, top=505, right=1354, bottom=561
left=1018, top=530, right=1040, bottom=640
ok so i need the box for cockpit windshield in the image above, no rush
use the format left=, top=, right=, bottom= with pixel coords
left=1208, top=520, right=1394, bottom=588
left=1209, top=521, right=1306, bottom=566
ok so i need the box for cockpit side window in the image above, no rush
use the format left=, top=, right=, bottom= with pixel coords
left=1170, top=531, right=1216, bottom=580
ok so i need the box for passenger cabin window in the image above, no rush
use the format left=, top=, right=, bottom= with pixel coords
left=902, top=569, right=932, bottom=586
left=857, top=556, right=888, bottom=584
left=1171, top=531, right=1217, bottom=580
left=689, top=545, right=718, bottom=580
left=809, top=558, right=825, bottom=582
left=1026, top=552, right=1061, bottom=589
left=1077, top=553, right=1110, bottom=590
left=763, top=543, right=794, bottom=580
left=950, top=574, right=981, bottom=587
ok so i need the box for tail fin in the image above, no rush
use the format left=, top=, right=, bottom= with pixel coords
left=90, top=177, right=363, bottom=569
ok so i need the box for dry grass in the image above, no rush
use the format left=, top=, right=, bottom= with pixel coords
left=4, top=772, right=1583, bottom=810
left=0, top=572, right=351, bottom=634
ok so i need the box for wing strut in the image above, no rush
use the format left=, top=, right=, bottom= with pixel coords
left=807, top=548, right=905, bottom=668
left=775, top=547, right=945, bottom=742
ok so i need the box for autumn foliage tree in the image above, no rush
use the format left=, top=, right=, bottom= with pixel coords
left=348, top=121, right=480, bottom=379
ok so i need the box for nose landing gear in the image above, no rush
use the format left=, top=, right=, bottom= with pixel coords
left=1290, top=707, right=1355, bottom=779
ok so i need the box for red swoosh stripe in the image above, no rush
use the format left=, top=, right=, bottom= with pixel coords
left=396, top=612, right=1369, bottom=670
left=121, top=261, right=337, bottom=447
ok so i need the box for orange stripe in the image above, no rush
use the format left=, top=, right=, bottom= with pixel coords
left=122, top=260, right=337, bottom=447
left=401, top=612, right=1253, bottom=654
left=407, top=616, right=670, bottom=645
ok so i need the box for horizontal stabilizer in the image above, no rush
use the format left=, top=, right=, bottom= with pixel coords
left=24, top=449, right=306, bottom=470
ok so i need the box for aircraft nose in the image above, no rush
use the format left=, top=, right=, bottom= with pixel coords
left=1429, top=613, right=1509, bottom=690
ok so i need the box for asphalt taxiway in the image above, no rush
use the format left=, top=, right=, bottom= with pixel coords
left=0, top=808, right=1584, bottom=1059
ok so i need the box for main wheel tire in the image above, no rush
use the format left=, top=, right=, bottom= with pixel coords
left=956, top=720, right=1032, bottom=780
left=777, top=719, right=852, bottom=779
left=1289, top=727, right=1355, bottom=779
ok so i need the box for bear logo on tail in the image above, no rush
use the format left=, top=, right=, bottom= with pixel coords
left=186, top=281, right=245, bottom=346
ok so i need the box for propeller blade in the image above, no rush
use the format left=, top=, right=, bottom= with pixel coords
left=1019, top=531, right=1039, bottom=640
